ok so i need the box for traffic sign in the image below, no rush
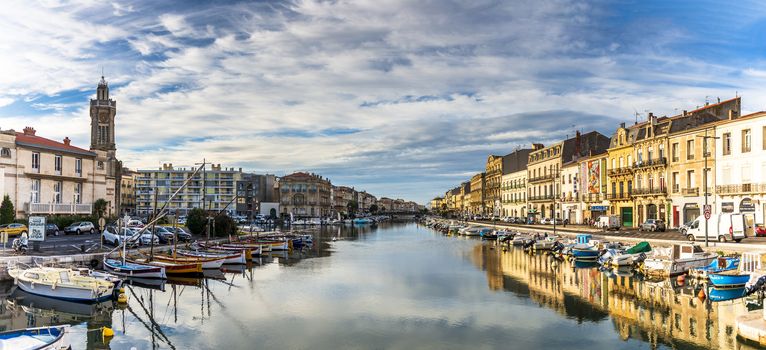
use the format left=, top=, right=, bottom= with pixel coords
left=98, top=217, right=106, bottom=231
left=703, top=205, right=712, bottom=220
left=28, top=216, right=46, bottom=241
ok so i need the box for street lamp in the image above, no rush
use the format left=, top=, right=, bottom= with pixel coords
left=697, top=128, right=719, bottom=248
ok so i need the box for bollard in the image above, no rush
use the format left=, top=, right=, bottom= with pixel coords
left=80, top=244, right=86, bottom=253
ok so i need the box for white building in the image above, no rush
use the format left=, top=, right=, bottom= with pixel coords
left=500, top=149, right=531, bottom=218
left=560, top=160, right=581, bottom=224
left=714, top=111, right=766, bottom=232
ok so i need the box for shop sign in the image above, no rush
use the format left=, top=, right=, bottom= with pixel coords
left=721, top=202, right=734, bottom=213
left=740, top=198, right=756, bottom=212
left=590, top=205, right=608, bottom=211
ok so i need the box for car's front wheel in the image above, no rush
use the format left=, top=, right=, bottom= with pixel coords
left=76, top=229, right=81, bottom=235
left=687, top=234, right=695, bottom=241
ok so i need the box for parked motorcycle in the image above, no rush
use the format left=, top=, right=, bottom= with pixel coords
left=11, top=236, right=27, bottom=254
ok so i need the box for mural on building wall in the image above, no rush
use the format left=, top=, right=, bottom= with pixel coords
left=587, top=160, right=600, bottom=193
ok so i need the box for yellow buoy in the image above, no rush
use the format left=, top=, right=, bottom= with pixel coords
left=117, top=293, right=128, bottom=304
left=102, top=326, right=114, bottom=338
left=119, top=287, right=125, bottom=294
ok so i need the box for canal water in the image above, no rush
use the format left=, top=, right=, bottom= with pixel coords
left=1, top=222, right=764, bottom=349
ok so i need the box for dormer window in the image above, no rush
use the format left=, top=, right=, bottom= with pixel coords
left=0, top=148, right=9, bottom=158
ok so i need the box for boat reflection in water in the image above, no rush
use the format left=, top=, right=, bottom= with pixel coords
left=472, top=243, right=761, bottom=350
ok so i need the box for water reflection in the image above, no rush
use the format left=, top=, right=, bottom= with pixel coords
left=471, top=243, right=759, bottom=350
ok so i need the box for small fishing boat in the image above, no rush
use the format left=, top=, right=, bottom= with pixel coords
left=709, top=271, right=751, bottom=288
left=641, top=244, right=717, bottom=277
left=609, top=241, right=651, bottom=267
left=8, top=265, right=116, bottom=302
left=127, top=257, right=202, bottom=275
left=689, top=256, right=740, bottom=279
left=570, top=234, right=600, bottom=260
left=533, top=237, right=556, bottom=250
left=353, top=218, right=372, bottom=225
left=152, top=254, right=225, bottom=269
left=0, top=325, right=70, bottom=350
left=103, top=258, right=167, bottom=279
left=176, top=249, right=247, bottom=264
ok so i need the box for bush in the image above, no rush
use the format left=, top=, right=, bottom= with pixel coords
left=186, top=208, right=207, bottom=235
left=214, top=215, right=237, bottom=237
left=0, top=195, right=14, bottom=224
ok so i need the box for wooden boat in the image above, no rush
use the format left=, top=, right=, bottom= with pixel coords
left=8, top=266, right=116, bottom=302
left=176, top=249, right=247, bottom=264
left=641, top=244, right=717, bottom=277
left=152, top=254, right=225, bottom=269
left=127, top=257, right=202, bottom=275
left=570, top=234, right=600, bottom=260
left=104, top=258, right=167, bottom=279
left=0, top=325, right=69, bottom=350
left=238, top=239, right=290, bottom=251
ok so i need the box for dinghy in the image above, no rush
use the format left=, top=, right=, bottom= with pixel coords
left=0, top=325, right=69, bottom=350
left=8, top=265, right=116, bottom=302
left=103, top=258, right=167, bottom=279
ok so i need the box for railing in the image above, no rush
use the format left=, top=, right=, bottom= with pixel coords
left=633, top=157, right=667, bottom=169
left=27, top=202, right=92, bottom=214
left=529, top=195, right=556, bottom=201
left=608, top=167, right=632, bottom=176
left=581, top=193, right=603, bottom=202
left=608, top=193, right=630, bottom=200
left=717, top=183, right=766, bottom=194
left=632, top=187, right=667, bottom=196
left=681, top=188, right=699, bottom=196
left=528, top=174, right=556, bottom=183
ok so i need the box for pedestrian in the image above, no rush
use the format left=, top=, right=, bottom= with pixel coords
left=564, top=218, right=568, bottom=227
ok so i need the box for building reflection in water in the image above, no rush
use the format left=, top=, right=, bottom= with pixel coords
left=471, top=243, right=759, bottom=350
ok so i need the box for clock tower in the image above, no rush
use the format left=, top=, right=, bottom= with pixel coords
left=90, top=76, right=116, bottom=151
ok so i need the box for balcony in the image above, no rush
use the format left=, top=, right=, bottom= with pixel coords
left=681, top=188, right=699, bottom=196
left=528, top=174, right=556, bottom=184
left=27, top=202, right=92, bottom=215
left=608, top=167, right=632, bottom=176
left=581, top=193, right=603, bottom=202
left=717, top=183, right=766, bottom=195
left=529, top=194, right=556, bottom=202
left=632, top=187, right=667, bottom=197
left=633, top=157, right=667, bottom=170
left=608, top=193, right=631, bottom=200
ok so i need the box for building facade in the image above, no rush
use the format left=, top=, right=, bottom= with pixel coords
left=469, top=173, right=485, bottom=215
left=235, top=173, right=277, bottom=219
left=606, top=123, right=638, bottom=227
left=120, top=168, right=137, bottom=216
left=500, top=148, right=531, bottom=218
left=484, top=155, right=503, bottom=216
left=577, top=153, right=609, bottom=223
left=136, top=163, right=241, bottom=217
left=560, top=160, right=581, bottom=224
left=279, top=172, right=332, bottom=218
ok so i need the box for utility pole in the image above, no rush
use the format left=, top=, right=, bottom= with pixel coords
left=697, top=129, right=719, bottom=248
left=151, top=185, right=157, bottom=259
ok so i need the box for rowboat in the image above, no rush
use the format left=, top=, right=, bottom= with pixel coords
left=0, top=325, right=69, bottom=350
left=104, top=259, right=167, bottom=279
left=8, top=265, right=116, bottom=302
left=127, top=257, right=202, bottom=275
left=152, top=254, right=225, bottom=269
left=176, top=249, right=247, bottom=264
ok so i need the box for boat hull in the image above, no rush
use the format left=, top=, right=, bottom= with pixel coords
left=14, top=279, right=113, bottom=303
left=177, top=250, right=246, bottom=264
left=643, top=255, right=717, bottom=277
left=0, top=325, right=69, bottom=350
left=709, top=273, right=751, bottom=288
left=104, top=259, right=167, bottom=279
left=571, top=248, right=600, bottom=260
left=153, top=255, right=225, bottom=269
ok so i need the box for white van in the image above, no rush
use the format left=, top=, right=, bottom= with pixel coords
left=596, top=215, right=620, bottom=231
left=685, top=213, right=747, bottom=243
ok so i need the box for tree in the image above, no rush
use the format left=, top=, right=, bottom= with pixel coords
left=214, top=214, right=237, bottom=237
left=0, top=195, right=14, bottom=224
left=369, top=204, right=378, bottom=214
left=93, top=199, right=108, bottom=218
left=347, top=200, right=359, bottom=218
left=186, top=208, right=207, bottom=235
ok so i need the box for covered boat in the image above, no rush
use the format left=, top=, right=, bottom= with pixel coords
left=602, top=241, right=652, bottom=267
left=640, top=244, right=717, bottom=277
left=8, top=266, right=116, bottom=302
left=104, top=258, right=167, bottom=279
left=0, top=325, right=69, bottom=350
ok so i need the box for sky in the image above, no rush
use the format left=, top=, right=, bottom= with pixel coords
left=2, top=0, right=766, bottom=204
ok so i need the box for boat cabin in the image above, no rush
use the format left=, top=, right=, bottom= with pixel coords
left=672, top=244, right=704, bottom=260
left=576, top=234, right=592, bottom=244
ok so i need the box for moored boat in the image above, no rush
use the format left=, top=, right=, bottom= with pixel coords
left=152, top=254, right=225, bottom=269
left=8, top=265, right=116, bottom=302
left=689, top=256, right=739, bottom=279
left=709, top=271, right=751, bottom=288
left=176, top=249, right=247, bottom=264
left=0, top=325, right=70, bottom=350
left=570, top=234, right=600, bottom=260
left=104, top=258, right=167, bottom=279
left=640, top=243, right=717, bottom=277
left=127, top=257, right=203, bottom=275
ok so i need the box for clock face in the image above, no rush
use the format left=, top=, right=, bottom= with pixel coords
left=99, top=114, right=108, bottom=123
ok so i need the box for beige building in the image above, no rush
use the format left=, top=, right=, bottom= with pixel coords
left=120, top=168, right=137, bottom=216
left=560, top=160, right=581, bottom=224
left=469, top=173, right=485, bottom=215
left=484, top=155, right=503, bottom=216
left=500, top=148, right=531, bottom=218
left=279, top=172, right=332, bottom=218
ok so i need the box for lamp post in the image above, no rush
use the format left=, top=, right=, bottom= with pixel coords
left=697, top=129, right=719, bottom=248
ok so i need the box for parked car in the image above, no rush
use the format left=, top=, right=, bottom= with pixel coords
left=45, top=224, right=60, bottom=236
left=164, top=226, right=193, bottom=242
left=755, top=224, right=766, bottom=237
left=152, top=226, right=176, bottom=244
left=102, top=226, right=140, bottom=247
left=64, top=222, right=96, bottom=235
left=638, top=219, right=666, bottom=232
left=678, top=220, right=693, bottom=235
left=541, top=218, right=553, bottom=225
left=138, top=230, right=160, bottom=246
left=127, top=220, right=144, bottom=228
left=595, top=215, right=621, bottom=231
left=0, top=223, right=28, bottom=236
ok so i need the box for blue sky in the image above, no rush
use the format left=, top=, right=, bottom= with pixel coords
left=1, top=0, right=766, bottom=204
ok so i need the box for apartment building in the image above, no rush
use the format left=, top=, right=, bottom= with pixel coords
left=279, top=172, right=332, bottom=218
left=500, top=149, right=532, bottom=218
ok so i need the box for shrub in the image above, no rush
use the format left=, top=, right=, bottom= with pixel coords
left=186, top=208, right=207, bottom=235
left=0, top=195, right=14, bottom=224
left=213, top=215, right=237, bottom=237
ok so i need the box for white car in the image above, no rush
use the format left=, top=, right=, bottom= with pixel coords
left=541, top=218, right=553, bottom=224
left=102, top=227, right=140, bottom=247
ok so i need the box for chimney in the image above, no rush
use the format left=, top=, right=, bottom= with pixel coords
left=575, top=130, right=582, bottom=156
left=620, top=122, right=625, bottom=128
left=23, top=127, right=36, bottom=136
left=729, top=110, right=735, bottom=120
left=63, top=137, right=70, bottom=145
left=683, top=110, right=687, bottom=117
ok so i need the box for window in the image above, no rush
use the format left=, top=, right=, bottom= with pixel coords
left=704, top=168, right=711, bottom=190
left=31, top=179, right=40, bottom=203
left=97, top=161, right=104, bottom=170
left=648, top=175, right=654, bottom=190
left=687, top=140, right=695, bottom=160
left=672, top=143, right=679, bottom=162
left=74, top=183, right=81, bottom=204
left=627, top=180, right=632, bottom=195
left=743, top=129, right=752, bottom=153
left=672, top=172, right=679, bottom=193
left=54, top=181, right=62, bottom=203
left=31, top=152, right=40, bottom=172
left=659, top=144, right=665, bottom=160
left=611, top=158, right=615, bottom=169
left=648, top=146, right=654, bottom=161
left=54, top=155, right=62, bottom=175
left=687, top=170, right=695, bottom=188
left=0, top=148, right=9, bottom=158
left=723, top=133, right=731, bottom=155
left=75, top=158, right=82, bottom=177
left=619, top=157, right=624, bottom=168
left=637, top=149, right=643, bottom=163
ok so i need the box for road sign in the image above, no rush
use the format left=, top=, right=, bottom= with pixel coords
left=703, top=205, right=712, bottom=220
left=28, top=216, right=46, bottom=241
left=98, top=217, right=106, bottom=231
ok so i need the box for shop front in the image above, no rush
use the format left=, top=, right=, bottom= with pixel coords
left=682, top=203, right=700, bottom=225
left=589, top=205, right=608, bottom=224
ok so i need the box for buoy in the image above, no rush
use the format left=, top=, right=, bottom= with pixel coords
left=119, top=287, right=125, bottom=294
left=698, top=289, right=706, bottom=300
left=117, top=293, right=128, bottom=304
left=677, top=275, right=686, bottom=283
left=102, top=326, right=114, bottom=338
